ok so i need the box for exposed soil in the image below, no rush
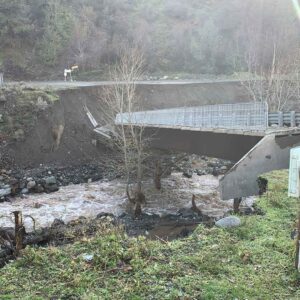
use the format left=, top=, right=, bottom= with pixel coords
left=0, top=81, right=250, bottom=169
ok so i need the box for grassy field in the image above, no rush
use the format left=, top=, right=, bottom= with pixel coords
left=0, top=170, right=299, bottom=299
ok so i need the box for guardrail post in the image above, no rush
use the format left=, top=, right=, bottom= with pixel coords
left=278, top=111, right=283, bottom=127
left=247, top=113, right=251, bottom=127
left=291, top=111, right=296, bottom=127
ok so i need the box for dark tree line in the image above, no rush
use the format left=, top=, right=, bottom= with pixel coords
left=0, top=0, right=299, bottom=79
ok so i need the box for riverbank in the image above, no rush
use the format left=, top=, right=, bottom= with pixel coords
left=0, top=170, right=299, bottom=299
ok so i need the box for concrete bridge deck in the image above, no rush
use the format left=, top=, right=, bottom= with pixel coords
left=115, top=102, right=300, bottom=200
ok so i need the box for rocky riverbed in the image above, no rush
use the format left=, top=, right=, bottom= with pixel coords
left=0, top=154, right=233, bottom=201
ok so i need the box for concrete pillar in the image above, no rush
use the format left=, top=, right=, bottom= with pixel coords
left=278, top=111, right=283, bottom=127
left=291, top=111, right=296, bottom=127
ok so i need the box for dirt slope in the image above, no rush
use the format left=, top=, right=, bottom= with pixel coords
left=1, top=82, right=250, bottom=168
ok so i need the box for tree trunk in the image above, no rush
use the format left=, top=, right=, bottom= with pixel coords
left=233, top=198, right=242, bottom=214
left=154, top=160, right=162, bottom=190
left=12, top=211, right=25, bottom=256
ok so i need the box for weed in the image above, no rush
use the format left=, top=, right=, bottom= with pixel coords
left=0, top=170, right=299, bottom=299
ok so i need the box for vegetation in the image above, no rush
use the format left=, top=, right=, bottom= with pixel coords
left=0, top=170, right=299, bottom=299
left=0, top=0, right=299, bottom=79
left=0, top=86, right=59, bottom=142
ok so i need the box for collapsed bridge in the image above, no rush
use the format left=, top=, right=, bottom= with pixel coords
left=115, top=102, right=300, bottom=200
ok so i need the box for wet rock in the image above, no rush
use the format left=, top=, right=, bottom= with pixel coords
left=177, top=208, right=199, bottom=218
left=27, top=180, right=36, bottom=190
left=96, top=212, right=115, bottom=219
left=35, top=184, right=44, bottom=193
left=43, top=176, right=59, bottom=193
left=51, top=219, right=65, bottom=227
left=215, top=216, right=241, bottom=228
left=183, top=170, right=193, bottom=178
left=196, top=169, right=206, bottom=176
left=0, top=187, right=11, bottom=197
left=212, top=168, right=219, bottom=177
left=33, top=202, right=43, bottom=209
left=21, top=188, right=29, bottom=194
left=45, top=176, right=56, bottom=185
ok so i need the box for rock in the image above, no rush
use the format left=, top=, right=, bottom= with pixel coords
left=212, top=168, right=219, bottom=177
left=45, top=176, right=56, bottom=185
left=21, top=188, right=29, bottom=194
left=0, top=187, right=11, bottom=197
left=35, top=184, right=44, bottom=193
left=177, top=208, right=199, bottom=218
left=196, top=169, right=206, bottom=176
left=27, top=180, right=36, bottom=190
left=240, top=207, right=253, bottom=215
left=183, top=170, right=193, bottom=178
left=43, top=176, right=59, bottom=193
left=96, top=212, right=115, bottom=220
left=215, top=216, right=241, bottom=228
left=82, top=253, right=94, bottom=262
left=33, top=202, right=43, bottom=209
left=51, top=219, right=65, bottom=227
left=19, top=182, right=26, bottom=189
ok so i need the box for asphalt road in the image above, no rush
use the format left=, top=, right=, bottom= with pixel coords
left=4, top=79, right=243, bottom=90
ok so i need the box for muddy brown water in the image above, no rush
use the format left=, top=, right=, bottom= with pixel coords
left=0, top=173, right=255, bottom=238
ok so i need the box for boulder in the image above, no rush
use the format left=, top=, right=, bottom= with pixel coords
left=215, top=216, right=241, bottom=228
left=43, top=176, right=59, bottom=193
left=27, top=180, right=36, bottom=190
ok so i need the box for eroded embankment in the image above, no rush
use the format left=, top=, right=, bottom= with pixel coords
left=0, top=81, right=250, bottom=169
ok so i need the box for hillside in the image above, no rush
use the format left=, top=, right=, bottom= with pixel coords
left=0, top=0, right=299, bottom=79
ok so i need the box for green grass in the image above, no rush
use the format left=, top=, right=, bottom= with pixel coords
left=0, top=170, right=299, bottom=299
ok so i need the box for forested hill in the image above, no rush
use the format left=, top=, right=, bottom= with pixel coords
left=0, top=0, right=299, bottom=80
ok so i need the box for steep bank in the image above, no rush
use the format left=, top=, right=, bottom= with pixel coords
left=1, top=81, right=250, bottom=168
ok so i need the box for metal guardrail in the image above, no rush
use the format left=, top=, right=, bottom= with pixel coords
left=268, top=111, right=300, bottom=127
left=116, top=102, right=269, bottom=131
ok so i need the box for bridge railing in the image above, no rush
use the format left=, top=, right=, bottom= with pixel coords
left=269, top=111, right=300, bottom=127
left=115, top=102, right=269, bottom=131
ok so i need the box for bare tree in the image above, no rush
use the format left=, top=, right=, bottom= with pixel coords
left=240, top=44, right=300, bottom=111
left=100, top=47, right=148, bottom=217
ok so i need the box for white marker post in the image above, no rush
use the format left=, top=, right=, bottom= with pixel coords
left=296, top=209, right=300, bottom=270
left=288, top=147, right=300, bottom=270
